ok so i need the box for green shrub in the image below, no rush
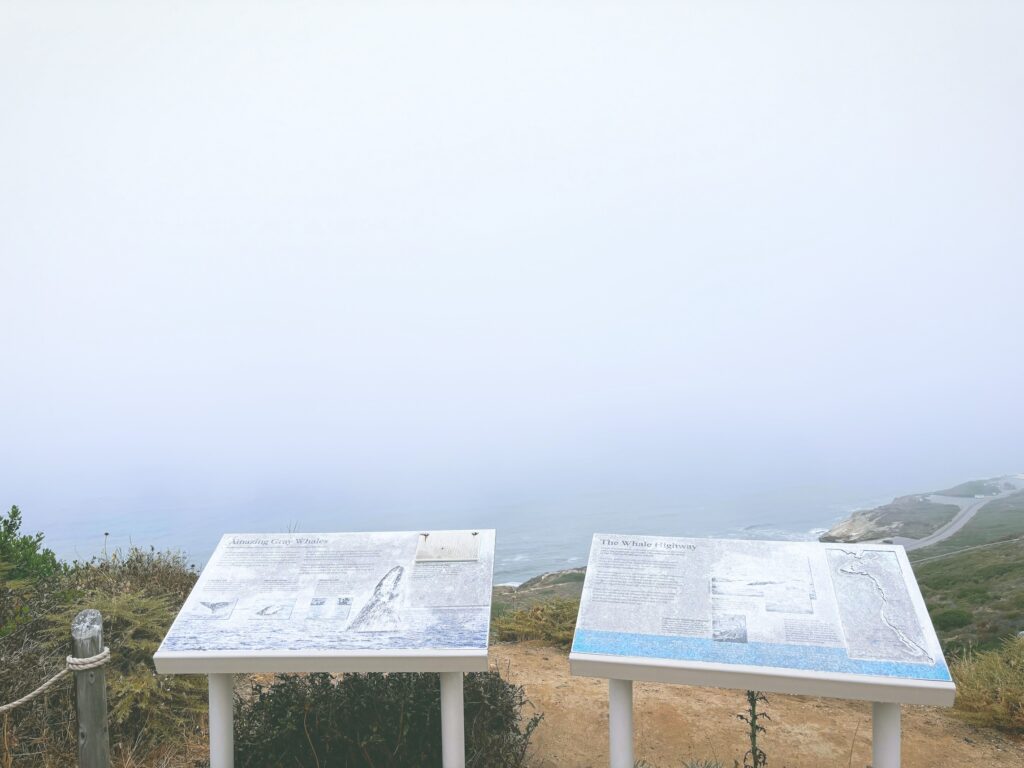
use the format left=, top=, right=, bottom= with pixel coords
left=1, top=506, right=63, bottom=633
left=0, top=557, right=30, bottom=632
left=235, top=670, right=542, bottom=767
left=932, top=608, right=974, bottom=631
left=492, top=598, right=579, bottom=648
left=952, top=636, right=1024, bottom=731
left=0, top=547, right=206, bottom=767
left=0, top=506, right=61, bottom=582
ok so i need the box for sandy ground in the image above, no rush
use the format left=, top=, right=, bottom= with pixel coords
left=492, top=643, right=1024, bottom=768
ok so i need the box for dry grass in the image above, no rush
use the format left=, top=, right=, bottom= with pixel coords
left=491, top=598, right=579, bottom=649
left=952, top=635, right=1024, bottom=731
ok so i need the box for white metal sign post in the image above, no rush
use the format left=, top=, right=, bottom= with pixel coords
left=155, top=530, right=496, bottom=768
left=873, top=702, right=901, bottom=766
left=569, top=535, right=955, bottom=768
left=608, top=678, right=633, bottom=767
left=440, top=671, right=466, bottom=767
left=208, top=673, right=234, bottom=767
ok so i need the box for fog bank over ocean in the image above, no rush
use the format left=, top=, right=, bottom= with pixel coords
left=2, top=2, right=1022, bottom=583
left=27, top=468, right=1014, bottom=584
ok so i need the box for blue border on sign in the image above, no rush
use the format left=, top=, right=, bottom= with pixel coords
left=572, top=629, right=952, bottom=682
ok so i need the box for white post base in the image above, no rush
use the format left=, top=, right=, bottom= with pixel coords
left=608, top=678, right=634, bottom=768
left=440, top=671, right=466, bottom=768
left=872, top=702, right=901, bottom=768
left=208, top=673, right=234, bottom=768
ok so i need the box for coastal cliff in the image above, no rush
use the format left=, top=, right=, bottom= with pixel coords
left=819, top=475, right=1022, bottom=544
left=819, top=494, right=959, bottom=543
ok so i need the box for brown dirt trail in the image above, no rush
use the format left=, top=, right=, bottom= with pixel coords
left=492, top=643, right=1024, bottom=768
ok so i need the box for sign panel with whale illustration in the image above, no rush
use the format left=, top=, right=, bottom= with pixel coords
left=570, top=535, right=954, bottom=705
left=154, top=530, right=495, bottom=674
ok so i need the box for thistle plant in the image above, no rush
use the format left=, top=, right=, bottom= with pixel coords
left=736, top=690, right=770, bottom=768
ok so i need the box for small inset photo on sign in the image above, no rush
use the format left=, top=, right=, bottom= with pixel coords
left=248, top=597, right=295, bottom=620
left=415, top=531, right=480, bottom=562
left=713, top=613, right=748, bottom=643
left=306, top=596, right=353, bottom=621
left=186, top=597, right=237, bottom=620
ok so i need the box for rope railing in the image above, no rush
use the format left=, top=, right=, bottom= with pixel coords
left=0, top=646, right=110, bottom=715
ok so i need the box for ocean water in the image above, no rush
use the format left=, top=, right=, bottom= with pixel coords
left=35, top=483, right=905, bottom=585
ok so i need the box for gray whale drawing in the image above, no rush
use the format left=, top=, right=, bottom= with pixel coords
left=348, top=565, right=404, bottom=632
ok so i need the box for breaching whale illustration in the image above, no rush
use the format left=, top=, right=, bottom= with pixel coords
left=348, top=565, right=404, bottom=632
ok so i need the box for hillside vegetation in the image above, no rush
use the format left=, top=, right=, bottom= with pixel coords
left=903, top=489, right=1024, bottom=655
left=915, top=537, right=1024, bottom=652
left=492, top=568, right=585, bottom=616
left=937, top=478, right=1010, bottom=498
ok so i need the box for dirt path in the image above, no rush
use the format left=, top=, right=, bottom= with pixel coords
left=493, top=643, right=1024, bottom=768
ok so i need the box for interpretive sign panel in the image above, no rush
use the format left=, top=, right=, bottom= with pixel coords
left=154, top=529, right=495, bottom=674
left=570, top=534, right=954, bottom=705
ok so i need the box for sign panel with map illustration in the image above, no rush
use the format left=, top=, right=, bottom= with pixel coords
left=154, top=530, right=495, bottom=674
left=570, top=535, right=954, bottom=706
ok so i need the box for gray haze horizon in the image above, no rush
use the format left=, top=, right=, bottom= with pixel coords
left=2, top=2, right=1022, bottom=582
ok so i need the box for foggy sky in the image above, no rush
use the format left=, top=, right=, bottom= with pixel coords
left=2, top=2, right=1022, bottom=549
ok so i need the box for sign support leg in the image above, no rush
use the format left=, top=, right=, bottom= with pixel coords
left=608, top=678, right=634, bottom=768
left=208, top=673, right=234, bottom=768
left=440, top=671, right=465, bottom=768
left=872, top=702, right=900, bottom=768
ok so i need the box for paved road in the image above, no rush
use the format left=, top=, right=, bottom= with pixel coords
left=897, top=481, right=1024, bottom=552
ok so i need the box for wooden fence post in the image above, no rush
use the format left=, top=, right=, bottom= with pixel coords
left=71, top=609, right=110, bottom=768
